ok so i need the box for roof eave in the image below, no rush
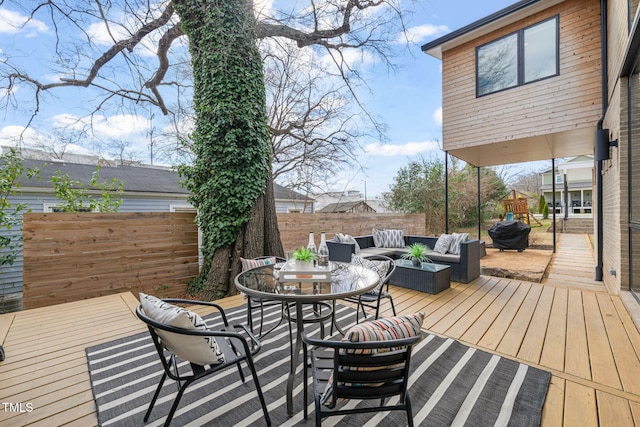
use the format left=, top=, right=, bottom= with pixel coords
left=421, top=0, right=563, bottom=59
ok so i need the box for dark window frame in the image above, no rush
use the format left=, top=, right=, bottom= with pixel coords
left=476, top=15, right=560, bottom=97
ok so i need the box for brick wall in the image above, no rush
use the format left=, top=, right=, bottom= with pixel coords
left=601, top=78, right=625, bottom=292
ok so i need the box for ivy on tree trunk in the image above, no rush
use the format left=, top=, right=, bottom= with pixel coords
left=174, top=0, right=283, bottom=299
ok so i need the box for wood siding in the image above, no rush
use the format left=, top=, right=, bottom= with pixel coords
left=22, top=212, right=199, bottom=309
left=441, top=0, right=602, bottom=151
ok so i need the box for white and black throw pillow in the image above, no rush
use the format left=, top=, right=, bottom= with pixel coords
left=382, top=229, right=405, bottom=248
left=433, top=234, right=453, bottom=254
left=139, top=293, right=225, bottom=366
left=448, top=232, right=470, bottom=255
left=351, top=255, right=391, bottom=294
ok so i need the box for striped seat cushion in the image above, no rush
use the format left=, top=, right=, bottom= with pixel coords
left=320, top=313, right=424, bottom=405
left=342, top=312, right=425, bottom=354
left=240, top=256, right=277, bottom=271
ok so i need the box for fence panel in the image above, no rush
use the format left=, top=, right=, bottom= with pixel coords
left=23, top=212, right=198, bottom=309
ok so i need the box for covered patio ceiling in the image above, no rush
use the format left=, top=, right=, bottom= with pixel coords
left=447, top=126, right=596, bottom=168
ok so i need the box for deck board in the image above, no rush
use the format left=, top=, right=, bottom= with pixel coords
left=1, top=234, right=640, bottom=426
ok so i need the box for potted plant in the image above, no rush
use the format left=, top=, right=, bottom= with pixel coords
left=401, top=243, right=432, bottom=267
left=292, top=246, right=316, bottom=270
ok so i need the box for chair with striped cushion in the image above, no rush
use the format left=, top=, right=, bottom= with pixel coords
left=302, top=313, right=423, bottom=426
left=242, top=256, right=286, bottom=338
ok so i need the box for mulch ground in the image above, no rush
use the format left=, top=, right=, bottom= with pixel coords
left=480, top=247, right=553, bottom=283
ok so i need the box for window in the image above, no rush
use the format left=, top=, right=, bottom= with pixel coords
left=477, top=16, right=559, bottom=97
left=555, top=174, right=563, bottom=184
left=43, top=203, right=93, bottom=212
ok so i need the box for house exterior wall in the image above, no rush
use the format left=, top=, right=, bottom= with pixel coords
left=601, top=74, right=624, bottom=293
left=600, top=0, right=633, bottom=294
left=440, top=0, right=602, bottom=152
left=275, top=200, right=314, bottom=213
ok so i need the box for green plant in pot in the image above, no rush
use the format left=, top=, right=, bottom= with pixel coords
left=401, top=243, right=432, bottom=267
left=292, top=246, right=316, bottom=270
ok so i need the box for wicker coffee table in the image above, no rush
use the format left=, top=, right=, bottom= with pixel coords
left=392, top=259, right=451, bottom=294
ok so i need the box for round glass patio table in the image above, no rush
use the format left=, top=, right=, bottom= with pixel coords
left=235, top=261, right=379, bottom=417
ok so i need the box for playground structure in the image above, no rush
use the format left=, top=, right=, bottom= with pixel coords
left=501, top=190, right=542, bottom=226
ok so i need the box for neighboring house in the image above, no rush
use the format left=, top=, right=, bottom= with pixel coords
left=540, top=155, right=594, bottom=215
left=0, top=155, right=312, bottom=303
left=314, top=190, right=389, bottom=213
left=316, top=201, right=377, bottom=213
left=421, top=0, right=639, bottom=300
left=273, top=184, right=315, bottom=213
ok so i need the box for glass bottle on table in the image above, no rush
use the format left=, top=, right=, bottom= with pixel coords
left=317, top=231, right=329, bottom=268
left=307, top=231, right=317, bottom=266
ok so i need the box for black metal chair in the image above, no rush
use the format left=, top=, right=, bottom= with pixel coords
left=136, top=299, right=271, bottom=426
left=301, top=331, right=421, bottom=426
left=345, top=255, right=397, bottom=323
left=244, top=256, right=287, bottom=337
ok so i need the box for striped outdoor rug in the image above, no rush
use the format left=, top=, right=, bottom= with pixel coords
left=86, top=303, right=550, bottom=426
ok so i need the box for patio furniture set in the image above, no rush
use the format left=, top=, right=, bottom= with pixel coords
left=327, top=229, right=483, bottom=287
left=133, top=229, right=484, bottom=425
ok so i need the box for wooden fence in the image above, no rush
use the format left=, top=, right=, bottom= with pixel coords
left=277, top=212, right=426, bottom=250
left=21, top=212, right=426, bottom=308
left=22, top=212, right=199, bottom=309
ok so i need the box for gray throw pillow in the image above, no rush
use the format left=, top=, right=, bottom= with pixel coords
left=449, top=232, right=470, bottom=255
left=382, top=229, right=405, bottom=248
left=372, top=228, right=385, bottom=247
left=433, top=234, right=453, bottom=254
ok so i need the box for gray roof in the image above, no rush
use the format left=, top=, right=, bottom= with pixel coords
left=16, top=159, right=312, bottom=200
left=316, top=201, right=374, bottom=213
left=18, top=159, right=188, bottom=194
left=273, top=183, right=313, bottom=201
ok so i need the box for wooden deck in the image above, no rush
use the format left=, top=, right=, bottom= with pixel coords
left=1, top=234, right=640, bottom=426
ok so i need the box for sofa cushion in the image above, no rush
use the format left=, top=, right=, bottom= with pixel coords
left=381, top=229, right=405, bottom=248
left=426, top=251, right=460, bottom=263
left=360, top=246, right=402, bottom=257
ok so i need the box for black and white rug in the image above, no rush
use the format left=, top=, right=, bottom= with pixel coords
left=86, top=303, right=550, bottom=426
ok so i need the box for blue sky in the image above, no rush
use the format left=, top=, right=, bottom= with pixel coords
left=0, top=0, right=520, bottom=198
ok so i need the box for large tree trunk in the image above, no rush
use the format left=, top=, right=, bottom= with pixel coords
left=174, top=0, right=282, bottom=300
left=206, top=174, right=283, bottom=299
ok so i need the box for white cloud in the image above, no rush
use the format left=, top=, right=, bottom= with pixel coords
left=364, top=140, right=440, bottom=157
left=403, top=24, right=449, bottom=44
left=0, top=125, right=41, bottom=145
left=0, top=8, right=48, bottom=35
left=51, top=113, right=150, bottom=138
left=433, top=107, right=442, bottom=126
